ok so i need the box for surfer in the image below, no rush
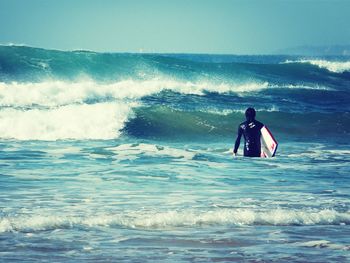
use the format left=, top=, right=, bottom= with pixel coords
left=233, top=107, right=264, bottom=157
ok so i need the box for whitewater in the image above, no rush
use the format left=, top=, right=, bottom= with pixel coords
left=0, top=45, right=350, bottom=262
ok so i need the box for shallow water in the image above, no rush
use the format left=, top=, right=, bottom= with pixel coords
left=1, top=139, right=349, bottom=262
left=0, top=47, right=350, bottom=262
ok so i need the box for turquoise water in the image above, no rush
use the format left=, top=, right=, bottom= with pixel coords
left=0, top=46, right=350, bottom=262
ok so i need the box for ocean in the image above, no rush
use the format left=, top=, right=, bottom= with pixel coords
left=0, top=45, right=349, bottom=262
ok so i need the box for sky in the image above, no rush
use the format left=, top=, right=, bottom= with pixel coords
left=0, top=0, right=349, bottom=54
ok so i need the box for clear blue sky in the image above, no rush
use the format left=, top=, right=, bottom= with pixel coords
left=0, top=0, right=349, bottom=54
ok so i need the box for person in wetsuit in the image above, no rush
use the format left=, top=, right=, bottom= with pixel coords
left=233, top=108, right=264, bottom=157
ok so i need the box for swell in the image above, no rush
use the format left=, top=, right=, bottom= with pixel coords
left=0, top=78, right=349, bottom=141
left=1, top=104, right=348, bottom=141
left=124, top=106, right=350, bottom=140
left=1, top=46, right=349, bottom=90
left=0, top=46, right=349, bottom=141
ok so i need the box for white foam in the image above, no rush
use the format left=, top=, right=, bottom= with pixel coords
left=0, top=102, right=134, bottom=140
left=0, top=79, right=269, bottom=107
left=283, top=59, right=350, bottom=73
left=0, top=79, right=328, bottom=109
left=1, top=209, right=349, bottom=232
left=107, top=143, right=196, bottom=160
left=202, top=106, right=280, bottom=116
left=271, top=84, right=333, bottom=91
left=287, top=149, right=350, bottom=160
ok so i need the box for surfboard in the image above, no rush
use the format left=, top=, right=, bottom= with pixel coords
left=260, top=126, right=278, bottom=158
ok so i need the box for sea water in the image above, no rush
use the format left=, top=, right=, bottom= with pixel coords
left=0, top=46, right=349, bottom=262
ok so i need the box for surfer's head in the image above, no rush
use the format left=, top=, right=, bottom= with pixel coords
left=245, top=107, right=256, bottom=121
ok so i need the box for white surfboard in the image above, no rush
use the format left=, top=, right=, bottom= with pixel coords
left=260, top=126, right=278, bottom=158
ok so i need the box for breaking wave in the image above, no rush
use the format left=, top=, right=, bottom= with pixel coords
left=1, top=46, right=349, bottom=141
left=1, top=106, right=348, bottom=141
left=283, top=59, right=350, bottom=73
left=0, top=80, right=335, bottom=108
left=1, top=209, right=349, bottom=233
left=124, top=106, right=350, bottom=139
left=0, top=103, right=349, bottom=140
left=0, top=79, right=271, bottom=107
left=0, top=103, right=134, bottom=140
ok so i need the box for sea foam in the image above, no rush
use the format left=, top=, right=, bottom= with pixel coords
left=107, top=143, right=196, bottom=160
left=0, top=79, right=332, bottom=108
left=1, top=209, right=349, bottom=233
left=283, top=59, right=350, bottom=73
left=0, top=79, right=269, bottom=107
left=0, top=103, right=134, bottom=140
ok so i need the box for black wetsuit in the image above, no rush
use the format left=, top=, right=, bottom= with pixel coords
left=234, top=119, right=264, bottom=157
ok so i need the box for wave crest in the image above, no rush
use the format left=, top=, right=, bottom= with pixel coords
left=1, top=209, right=349, bottom=232
left=0, top=103, right=134, bottom=140
left=0, top=80, right=270, bottom=107
left=283, top=59, right=350, bottom=73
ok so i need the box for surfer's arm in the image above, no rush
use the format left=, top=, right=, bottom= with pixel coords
left=233, top=126, right=243, bottom=155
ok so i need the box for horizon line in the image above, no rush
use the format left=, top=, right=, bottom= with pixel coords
left=1, top=43, right=350, bottom=57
